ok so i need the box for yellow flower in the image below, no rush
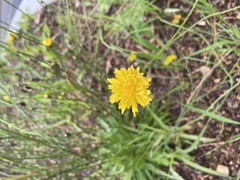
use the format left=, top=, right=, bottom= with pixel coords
left=107, top=66, right=152, bottom=116
left=3, top=96, right=10, bottom=102
left=6, top=33, right=17, bottom=44
left=50, top=61, right=56, bottom=66
left=66, top=115, right=71, bottom=121
left=163, top=54, right=177, bottom=65
left=56, top=92, right=65, bottom=99
left=127, top=51, right=137, bottom=62
left=42, top=38, right=53, bottom=47
left=172, top=14, right=182, bottom=24
left=43, top=94, right=49, bottom=98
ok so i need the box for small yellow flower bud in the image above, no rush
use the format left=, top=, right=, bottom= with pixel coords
left=172, top=14, right=182, bottom=24
left=6, top=33, right=17, bottom=44
left=163, top=55, right=177, bottom=66
left=50, top=61, right=56, bottom=66
left=127, top=51, right=137, bottom=62
left=3, top=96, right=10, bottom=102
left=42, top=38, right=53, bottom=47
left=66, top=115, right=71, bottom=121
left=43, top=94, right=49, bottom=98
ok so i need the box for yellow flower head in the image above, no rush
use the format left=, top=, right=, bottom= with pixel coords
left=172, top=14, right=182, bottom=24
left=6, top=33, right=17, bottom=44
left=50, top=61, right=56, bottom=66
left=43, top=94, right=49, bottom=98
left=42, top=38, right=53, bottom=47
left=107, top=66, right=152, bottom=116
left=3, top=96, right=10, bottom=102
left=127, top=51, right=137, bottom=62
left=163, top=54, right=177, bottom=66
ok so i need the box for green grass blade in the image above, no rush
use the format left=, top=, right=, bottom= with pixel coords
left=179, top=158, right=230, bottom=178
left=186, top=106, right=240, bottom=124
left=177, top=120, right=209, bottom=153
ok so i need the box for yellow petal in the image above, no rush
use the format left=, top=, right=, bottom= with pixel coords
left=163, top=55, right=177, bottom=66
left=42, top=38, right=53, bottom=47
left=128, top=51, right=137, bottom=62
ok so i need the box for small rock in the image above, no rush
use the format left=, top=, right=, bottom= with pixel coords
left=214, top=78, right=221, bottom=84
left=216, top=164, right=229, bottom=175
left=198, top=20, right=206, bottom=26
left=198, top=66, right=211, bottom=76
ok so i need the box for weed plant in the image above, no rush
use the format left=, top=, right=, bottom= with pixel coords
left=0, top=0, right=239, bottom=179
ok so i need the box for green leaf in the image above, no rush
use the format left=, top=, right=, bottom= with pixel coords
left=177, top=120, right=209, bottom=153
left=132, top=34, right=158, bottom=52
left=97, top=117, right=111, bottom=132
left=147, top=106, right=168, bottom=129
left=234, top=48, right=240, bottom=56
left=179, top=158, right=230, bottom=178
left=163, top=8, right=181, bottom=14
left=187, top=106, right=240, bottom=124
left=43, top=24, right=51, bottom=37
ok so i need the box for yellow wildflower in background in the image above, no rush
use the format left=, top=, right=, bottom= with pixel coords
left=163, top=54, right=177, bottom=65
left=3, top=96, right=10, bottom=102
left=107, top=66, right=152, bottom=116
left=50, top=61, right=56, bottom=66
left=127, top=51, right=137, bottom=62
left=58, top=92, right=65, bottom=99
left=172, top=14, right=182, bottom=24
left=42, top=38, right=53, bottom=47
left=6, top=33, right=17, bottom=44
left=43, top=94, right=49, bottom=98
